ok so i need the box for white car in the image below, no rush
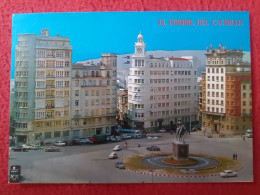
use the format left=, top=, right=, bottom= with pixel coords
left=54, top=141, right=66, bottom=146
left=21, top=144, right=33, bottom=150
left=109, top=152, right=118, bottom=159
left=159, top=129, right=166, bottom=133
left=120, top=134, right=132, bottom=139
left=245, top=133, right=253, bottom=138
left=219, top=170, right=238, bottom=178
left=113, top=145, right=122, bottom=151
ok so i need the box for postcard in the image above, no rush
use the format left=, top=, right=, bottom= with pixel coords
left=9, top=11, right=252, bottom=183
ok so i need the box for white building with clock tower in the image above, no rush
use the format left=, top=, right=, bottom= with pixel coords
left=128, top=33, right=199, bottom=131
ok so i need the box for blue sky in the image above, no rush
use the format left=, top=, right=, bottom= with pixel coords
left=11, top=11, right=250, bottom=78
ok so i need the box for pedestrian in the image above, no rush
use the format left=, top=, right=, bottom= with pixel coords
left=233, top=153, right=235, bottom=160
left=125, top=142, right=127, bottom=148
left=243, top=136, right=245, bottom=141
left=235, top=153, right=238, bottom=160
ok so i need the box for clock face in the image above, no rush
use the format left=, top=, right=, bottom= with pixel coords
left=137, top=48, right=142, bottom=53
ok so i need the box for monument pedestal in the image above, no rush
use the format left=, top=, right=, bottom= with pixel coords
left=172, top=141, right=189, bottom=160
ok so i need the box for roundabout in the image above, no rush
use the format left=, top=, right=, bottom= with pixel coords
left=142, top=155, right=220, bottom=170
left=124, top=153, right=243, bottom=177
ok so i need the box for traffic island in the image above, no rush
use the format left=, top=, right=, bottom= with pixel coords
left=123, top=153, right=243, bottom=177
left=162, top=157, right=198, bottom=166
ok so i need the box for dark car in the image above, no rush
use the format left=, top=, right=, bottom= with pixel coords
left=64, top=140, right=73, bottom=146
left=146, top=145, right=160, bottom=151
left=115, top=160, right=126, bottom=169
left=71, top=139, right=82, bottom=145
left=9, top=165, right=21, bottom=183
left=11, top=146, right=28, bottom=152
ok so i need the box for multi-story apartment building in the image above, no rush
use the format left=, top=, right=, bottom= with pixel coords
left=202, top=44, right=252, bottom=135
left=70, top=53, right=117, bottom=137
left=13, top=29, right=72, bottom=144
left=127, top=33, right=199, bottom=131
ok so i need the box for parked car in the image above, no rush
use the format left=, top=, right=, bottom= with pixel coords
left=245, top=130, right=253, bottom=138
left=11, top=146, right=28, bottom=152
left=219, top=170, right=238, bottom=178
left=115, top=136, right=122, bottom=142
left=63, top=140, right=72, bottom=146
left=109, top=152, right=118, bottom=159
left=44, top=146, right=61, bottom=152
left=245, top=133, right=252, bottom=138
left=115, top=160, right=126, bottom=169
left=120, top=134, right=132, bottom=140
left=147, top=145, right=160, bottom=151
left=113, top=145, right=122, bottom=151
left=79, top=137, right=90, bottom=144
left=191, top=127, right=198, bottom=132
left=30, top=145, right=43, bottom=150
left=21, top=144, right=33, bottom=150
left=159, top=129, right=166, bottom=133
left=71, top=139, right=82, bottom=145
left=54, top=141, right=66, bottom=147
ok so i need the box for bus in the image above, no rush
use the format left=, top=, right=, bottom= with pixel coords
left=89, top=134, right=107, bottom=144
left=118, top=129, right=142, bottom=138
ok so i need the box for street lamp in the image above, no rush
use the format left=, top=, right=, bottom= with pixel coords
left=217, top=103, right=224, bottom=137
left=189, top=108, right=192, bottom=134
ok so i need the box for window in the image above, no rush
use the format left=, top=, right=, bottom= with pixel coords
left=45, top=132, right=51, bottom=139
left=75, top=90, right=79, bottom=96
left=63, top=130, right=70, bottom=137
left=65, top=81, right=70, bottom=86
left=65, top=61, right=70, bottom=67
left=65, top=51, right=70, bottom=58
left=54, top=131, right=61, bottom=138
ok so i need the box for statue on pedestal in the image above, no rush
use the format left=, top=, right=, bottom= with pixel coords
left=173, top=120, right=189, bottom=160
left=176, top=120, right=186, bottom=142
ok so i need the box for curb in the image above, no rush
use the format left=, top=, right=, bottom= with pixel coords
left=127, top=168, right=219, bottom=178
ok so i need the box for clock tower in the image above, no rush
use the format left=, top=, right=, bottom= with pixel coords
left=134, top=32, right=146, bottom=56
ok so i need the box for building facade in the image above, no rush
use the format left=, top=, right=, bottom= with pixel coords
left=127, top=33, right=199, bottom=131
left=13, top=29, right=118, bottom=144
left=70, top=53, right=117, bottom=137
left=202, top=44, right=252, bottom=135
left=13, top=29, right=72, bottom=144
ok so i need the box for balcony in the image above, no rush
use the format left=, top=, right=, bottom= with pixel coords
left=45, top=105, right=55, bottom=109
left=46, top=65, right=55, bottom=68
left=81, top=84, right=107, bottom=87
left=45, top=115, right=54, bottom=119
left=46, top=75, right=55, bottom=78
left=46, top=85, right=55, bottom=88
left=45, top=95, right=55, bottom=99
left=73, top=114, right=82, bottom=119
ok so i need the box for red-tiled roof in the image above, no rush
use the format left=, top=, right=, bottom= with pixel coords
left=73, top=63, right=84, bottom=66
left=169, top=57, right=188, bottom=61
